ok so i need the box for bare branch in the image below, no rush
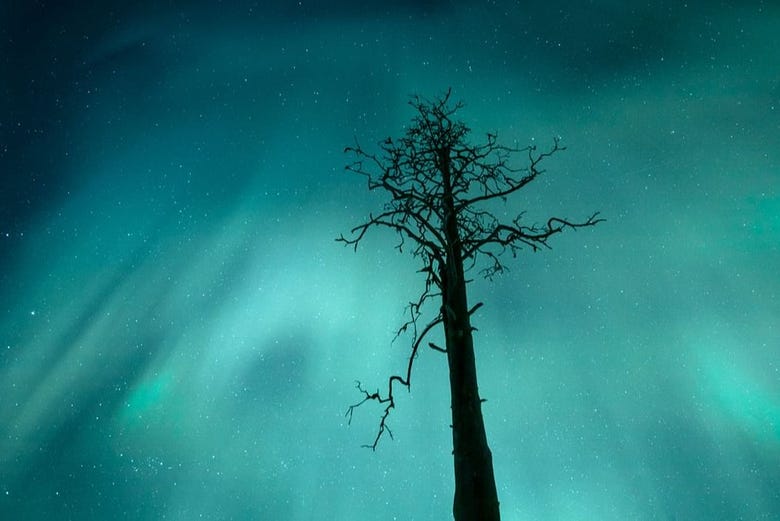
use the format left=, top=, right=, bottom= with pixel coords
left=456, top=137, right=564, bottom=210
left=429, top=342, right=446, bottom=353
left=463, top=211, right=605, bottom=263
left=336, top=210, right=445, bottom=262
left=345, top=313, right=443, bottom=450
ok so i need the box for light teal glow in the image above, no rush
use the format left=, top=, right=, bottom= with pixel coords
left=699, top=349, right=780, bottom=444
left=120, top=372, right=173, bottom=423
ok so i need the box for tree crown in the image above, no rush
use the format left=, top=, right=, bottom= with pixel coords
left=338, top=90, right=602, bottom=450
left=339, top=89, right=602, bottom=282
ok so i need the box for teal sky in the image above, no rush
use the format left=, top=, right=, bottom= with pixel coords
left=1, top=1, right=779, bottom=519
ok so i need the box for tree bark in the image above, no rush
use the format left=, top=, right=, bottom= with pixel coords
left=440, top=148, right=501, bottom=521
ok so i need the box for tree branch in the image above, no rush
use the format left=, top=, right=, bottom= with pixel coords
left=345, top=313, right=443, bottom=450
left=456, top=137, right=564, bottom=210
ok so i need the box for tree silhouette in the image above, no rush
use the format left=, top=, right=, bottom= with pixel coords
left=338, top=90, right=602, bottom=521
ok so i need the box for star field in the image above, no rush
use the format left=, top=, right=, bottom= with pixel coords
left=1, top=2, right=778, bottom=519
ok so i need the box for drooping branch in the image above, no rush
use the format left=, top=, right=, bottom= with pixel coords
left=345, top=312, right=444, bottom=450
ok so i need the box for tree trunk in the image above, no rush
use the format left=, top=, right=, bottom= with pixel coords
left=439, top=148, right=501, bottom=521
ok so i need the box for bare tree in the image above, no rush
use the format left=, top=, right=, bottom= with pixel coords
left=338, top=90, right=602, bottom=521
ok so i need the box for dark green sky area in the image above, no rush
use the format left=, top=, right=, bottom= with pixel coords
left=1, top=1, right=779, bottom=519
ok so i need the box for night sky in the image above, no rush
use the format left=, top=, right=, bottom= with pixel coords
left=2, top=1, right=779, bottom=519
